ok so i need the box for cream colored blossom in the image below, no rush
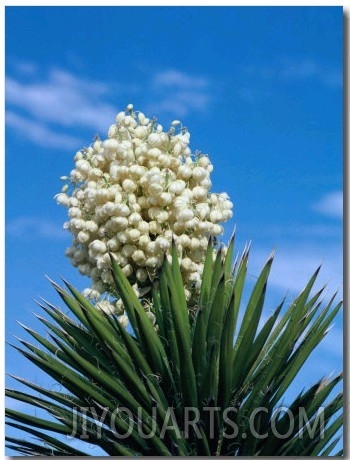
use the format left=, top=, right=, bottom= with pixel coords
left=95, top=299, right=116, bottom=315
left=56, top=104, right=233, bottom=312
left=118, top=314, right=129, bottom=328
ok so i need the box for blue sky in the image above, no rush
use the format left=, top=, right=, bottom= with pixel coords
left=5, top=5, right=343, bottom=454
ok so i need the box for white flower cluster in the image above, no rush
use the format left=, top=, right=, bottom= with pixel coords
left=55, top=104, right=233, bottom=316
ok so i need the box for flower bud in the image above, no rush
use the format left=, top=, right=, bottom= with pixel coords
left=126, top=228, right=141, bottom=242
left=155, top=236, right=170, bottom=251
left=178, top=208, right=194, bottom=222
left=118, top=314, right=129, bottom=328
left=122, top=264, right=133, bottom=277
left=77, top=231, right=90, bottom=244
left=136, top=268, right=148, bottom=282
left=55, top=193, right=70, bottom=206
left=169, top=180, right=186, bottom=195
left=96, top=300, right=116, bottom=315
left=146, top=311, right=156, bottom=325
left=145, top=256, right=159, bottom=268
left=116, top=111, right=126, bottom=123
left=133, top=250, right=146, bottom=265
left=148, top=133, right=163, bottom=147
left=122, top=179, right=137, bottom=192
left=121, top=244, right=137, bottom=258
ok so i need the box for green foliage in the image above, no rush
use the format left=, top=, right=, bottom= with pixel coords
left=6, top=235, right=343, bottom=455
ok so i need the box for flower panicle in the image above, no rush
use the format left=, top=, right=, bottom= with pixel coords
left=55, top=104, right=234, bottom=321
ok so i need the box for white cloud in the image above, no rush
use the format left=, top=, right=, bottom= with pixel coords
left=149, top=70, right=211, bottom=117
left=313, top=191, right=343, bottom=219
left=153, top=69, right=208, bottom=89
left=237, top=87, right=272, bottom=103
left=11, top=58, right=38, bottom=76
left=248, top=244, right=342, bottom=297
left=147, top=91, right=210, bottom=117
left=279, top=58, right=319, bottom=80
left=318, top=325, right=343, bottom=358
left=246, top=243, right=343, bottom=380
left=6, top=69, right=116, bottom=132
left=237, top=222, right=341, bottom=240
left=278, top=58, right=342, bottom=88
left=243, top=57, right=342, bottom=89
left=236, top=244, right=343, bottom=391
left=6, top=111, right=82, bottom=149
left=6, top=217, right=68, bottom=240
left=6, top=62, right=213, bottom=149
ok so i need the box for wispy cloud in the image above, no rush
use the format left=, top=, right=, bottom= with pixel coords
left=6, top=111, right=82, bottom=150
left=5, top=65, right=119, bottom=151
left=10, top=58, right=38, bottom=76
left=277, top=58, right=342, bottom=87
left=318, top=325, right=343, bottom=359
left=6, top=62, right=213, bottom=149
left=313, top=191, right=343, bottom=219
left=148, top=69, right=212, bottom=117
left=148, top=91, right=210, bottom=117
left=249, top=244, right=342, bottom=297
left=237, top=243, right=342, bottom=378
left=6, top=217, right=68, bottom=240
left=237, top=222, right=342, bottom=240
left=153, top=70, right=208, bottom=89
left=6, top=68, right=116, bottom=131
left=237, top=87, right=272, bottom=103
left=243, top=57, right=342, bottom=89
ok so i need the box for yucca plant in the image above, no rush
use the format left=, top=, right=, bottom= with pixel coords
left=6, top=235, right=343, bottom=456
